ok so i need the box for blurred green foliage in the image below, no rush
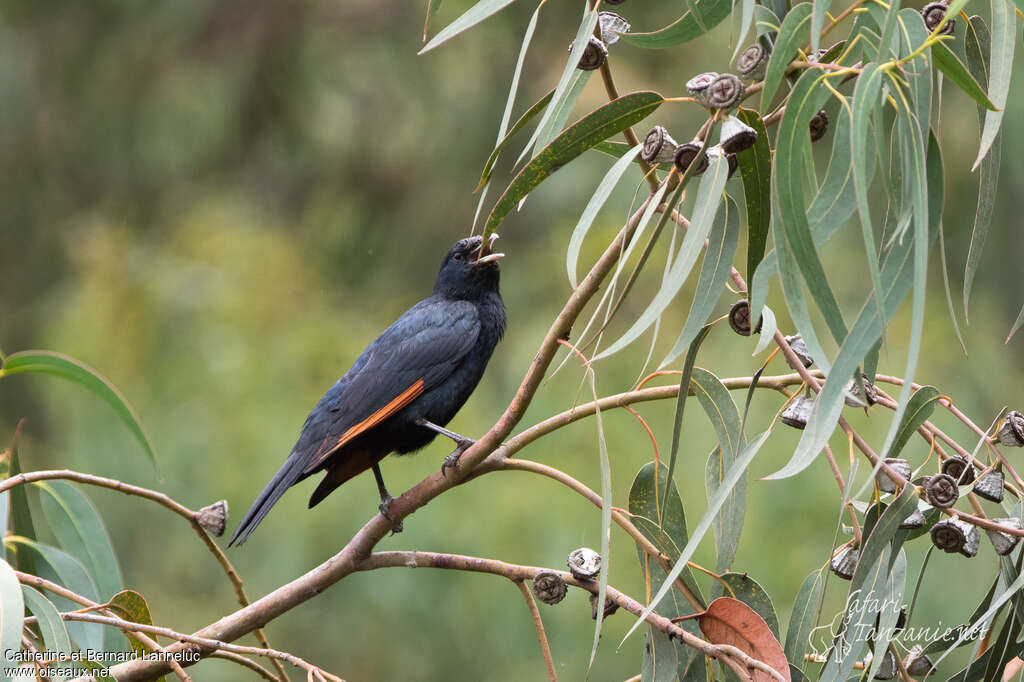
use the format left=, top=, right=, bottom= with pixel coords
left=1, top=0, right=1023, bottom=680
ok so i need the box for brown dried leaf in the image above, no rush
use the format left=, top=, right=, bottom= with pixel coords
left=698, top=597, right=791, bottom=682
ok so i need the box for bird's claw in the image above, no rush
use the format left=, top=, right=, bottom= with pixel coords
left=378, top=495, right=403, bottom=534
left=440, top=438, right=476, bottom=477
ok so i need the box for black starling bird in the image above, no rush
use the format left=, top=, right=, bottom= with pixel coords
left=228, top=235, right=505, bottom=546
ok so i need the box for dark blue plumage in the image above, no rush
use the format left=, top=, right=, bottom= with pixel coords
left=228, top=236, right=505, bottom=546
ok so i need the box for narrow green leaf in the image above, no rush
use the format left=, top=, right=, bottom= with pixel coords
left=3, top=425, right=37, bottom=575
left=732, top=0, right=757, bottom=60
left=660, top=196, right=740, bottom=368
left=664, top=327, right=714, bottom=525
left=622, top=430, right=772, bottom=646
left=419, top=0, right=518, bottom=54
left=931, top=42, right=999, bottom=110
left=567, top=144, right=644, bottom=288
left=595, top=152, right=728, bottom=359
left=753, top=305, right=777, bottom=354
left=619, top=0, right=732, bottom=48
left=473, top=8, right=549, bottom=193
left=0, top=351, right=157, bottom=469
left=851, top=63, right=889, bottom=349
left=885, top=386, right=940, bottom=458
left=584, top=368, right=613, bottom=675
left=22, top=585, right=73, bottom=681
left=532, top=70, right=592, bottom=159
left=963, top=16, right=999, bottom=322
left=423, top=0, right=443, bottom=42
left=811, top=0, right=832, bottom=54
left=5, top=537, right=102, bottom=652
left=484, top=91, right=664, bottom=236
left=761, top=3, right=813, bottom=109
left=865, top=549, right=907, bottom=680
left=785, top=568, right=826, bottom=670
left=766, top=131, right=942, bottom=480
left=36, top=481, right=124, bottom=602
left=590, top=139, right=634, bottom=159
left=515, top=8, right=599, bottom=166
left=0, top=557, right=23, bottom=671
left=875, top=0, right=902, bottom=60
left=774, top=67, right=849, bottom=349
left=755, top=5, right=782, bottom=38
left=692, top=368, right=747, bottom=574
left=736, top=109, right=771, bottom=289
left=821, top=487, right=917, bottom=681
left=1006, top=304, right=1024, bottom=343
left=972, top=0, right=1014, bottom=170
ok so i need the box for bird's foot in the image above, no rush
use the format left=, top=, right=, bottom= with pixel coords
left=378, top=495, right=404, bottom=534
left=440, top=438, right=476, bottom=477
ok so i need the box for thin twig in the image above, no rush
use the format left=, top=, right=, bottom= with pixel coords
left=207, top=651, right=279, bottom=682
left=514, top=579, right=558, bottom=682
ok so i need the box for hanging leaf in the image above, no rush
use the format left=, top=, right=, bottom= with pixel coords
left=483, top=91, right=664, bottom=236
left=620, top=0, right=732, bottom=48
left=0, top=351, right=157, bottom=469
left=567, top=144, right=645, bottom=288
left=36, top=481, right=124, bottom=605
left=883, top=386, right=940, bottom=459
left=108, top=590, right=163, bottom=666
left=784, top=568, right=825, bottom=670
left=622, top=430, right=772, bottom=646
left=761, top=3, right=813, bottom=109
left=2, top=424, right=36, bottom=575
left=698, top=597, right=791, bottom=682
left=736, top=109, right=771, bottom=290
left=0, top=557, right=23, bottom=671
left=22, top=586, right=73, bottom=681
left=595, top=152, right=728, bottom=360
left=531, top=70, right=592, bottom=159
left=419, top=0, right=519, bottom=54
left=931, top=42, right=998, bottom=111
left=660, top=196, right=740, bottom=368
left=962, top=16, right=999, bottom=323
left=972, top=0, right=1014, bottom=170
left=475, top=90, right=553, bottom=192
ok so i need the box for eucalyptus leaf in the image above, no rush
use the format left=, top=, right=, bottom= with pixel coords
left=761, top=3, right=813, bottom=109
left=972, top=0, right=1014, bottom=170
left=620, top=0, right=732, bottom=48
left=0, top=351, right=157, bottom=469
left=785, top=568, right=826, bottom=670
left=22, top=585, right=73, bottom=682
left=0, top=557, right=23, bottom=670
left=419, top=0, right=518, bottom=54
left=931, top=42, right=999, bottom=111
left=711, top=572, right=780, bottom=639
left=484, top=91, right=664, bottom=236
left=736, top=109, right=771, bottom=289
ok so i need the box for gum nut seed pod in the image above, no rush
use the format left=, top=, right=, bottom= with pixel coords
left=720, top=115, right=757, bottom=154
left=567, top=548, right=602, bottom=580
left=729, top=299, right=762, bottom=336
left=973, top=469, right=1005, bottom=503
left=781, top=394, right=815, bottom=430
left=921, top=2, right=955, bottom=34
left=642, top=126, right=679, bottom=164
left=598, top=11, right=630, bottom=45
left=941, top=456, right=976, bottom=484
left=900, top=508, right=927, bottom=530
left=931, top=518, right=979, bottom=556
left=830, top=545, right=858, bottom=580
left=924, top=473, right=959, bottom=508
left=590, top=592, right=619, bottom=619
left=905, top=646, right=936, bottom=677
left=876, top=458, right=911, bottom=494
left=532, top=571, right=568, bottom=605
left=706, top=73, right=745, bottom=110
left=736, top=43, right=770, bottom=81
left=844, top=375, right=877, bottom=407
left=996, top=410, right=1024, bottom=446
left=784, top=334, right=814, bottom=368
left=197, top=500, right=229, bottom=537
left=686, top=72, right=719, bottom=106
left=809, top=109, right=830, bottom=142
left=674, top=141, right=709, bottom=175
left=874, top=650, right=897, bottom=680
left=571, top=37, right=608, bottom=71
left=726, top=152, right=739, bottom=178
left=985, top=517, right=1023, bottom=555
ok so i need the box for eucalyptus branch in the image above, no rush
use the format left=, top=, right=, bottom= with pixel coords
left=514, top=579, right=558, bottom=682
left=0, top=468, right=289, bottom=682
left=356, top=551, right=786, bottom=682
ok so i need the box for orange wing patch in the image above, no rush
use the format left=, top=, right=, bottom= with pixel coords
left=303, top=378, right=425, bottom=474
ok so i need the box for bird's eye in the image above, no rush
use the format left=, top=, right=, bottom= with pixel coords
left=453, top=253, right=463, bottom=261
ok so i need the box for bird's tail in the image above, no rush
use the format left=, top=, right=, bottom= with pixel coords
left=227, top=451, right=307, bottom=547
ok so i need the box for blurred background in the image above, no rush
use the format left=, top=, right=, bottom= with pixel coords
left=1, top=0, right=1022, bottom=679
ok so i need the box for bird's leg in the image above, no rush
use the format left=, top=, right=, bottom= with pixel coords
left=372, top=463, right=402, bottom=533
left=415, top=418, right=475, bottom=476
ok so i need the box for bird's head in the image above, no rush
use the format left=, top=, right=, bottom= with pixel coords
left=434, top=234, right=504, bottom=300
